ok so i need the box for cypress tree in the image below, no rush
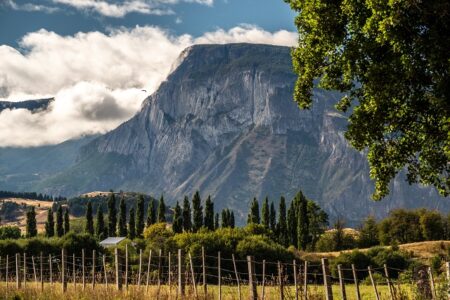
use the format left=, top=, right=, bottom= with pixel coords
left=230, top=211, right=235, bottom=228
left=204, top=196, right=214, bottom=231
left=26, top=206, right=37, bottom=238
left=157, top=195, right=166, bottom=223
left=277, top=196, right=288, bottom=246
left=64, top=208, right=70, bottom=235
left=221, top=209, right=229, bottom=228
left=107, top=192, right=117, bottom=237
left=297, top=191, right=309, bottom=250
left=261, top=197, right=270, bottom=228
left=146, top=200, right=156, bottom=227
left=96, top=206, right=106, bottom=239
left=247, top=198, right=260, bottom=224
left=287, top=203, right=297, bottom=246
left=118, top=197, right=127, bottom=236
left=128, top=208, right=136, bottom=240
left=136, top=195, right=145, bottom=237
left=172, top=201, right=183, bottom=233
left=45, top=207, right=54, bottom=237
left=182, top=196, right=192, bottom=232
left=56, top=205, right=64, bottom=237
left=214, top=213, right=219, bottom=230
left=270, top=202, right=277, bottom=232
left=192, top=191, right=203, bottom=232
left=85, top=201, right=94, bottom=235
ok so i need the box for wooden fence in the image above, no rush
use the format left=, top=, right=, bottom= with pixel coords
left=0, top=246, right=448, bottom=300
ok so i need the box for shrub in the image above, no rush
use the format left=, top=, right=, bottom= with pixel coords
left=0, top=226, right=21, bottom=239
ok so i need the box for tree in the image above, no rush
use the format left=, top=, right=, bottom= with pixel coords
left=118, top=197, right=127, bottom=237
left=358, top=216, right=380, bottom=248
left=277, top=197, right=288, bottom=246
left=182, top=196, right=192, bottom=232
left=287, top=203, right=297, bottom=246
left=261, top=197, right=270, bottom=228
left=230, top=211, right=235, bottom=228
left=297, top=192, right=309, bottom=250
left=85, top=201, right=94, bottom=235
left=136, top=195, right=145, bottom=237
left=172, top=201, right=183, bottom=234
left=192, top=191, right=203, bottom=232
left=247, top=198, right=260, bottom=224
left=420, top=211, right=444, bottom=241
left=214, top=213, right=219, bottom=230
left=204, top=196, right=214, bottom=231
left=157, top=195, right=166, bottom=223
left=107, top=192, right=117, bottom=237
left=221, top=209, right=230, bottom=228
left=128, top=208, right=136, bottom=240
left=96, top=206, right=106, bottom=239
left=64, top=208, right=70, bottom=235
left=45, top=208, right=55, bottom=237
left=56, top=205, right=64, bottom=237
left=146, top=200, right=156, bottom=227
left=332, top=219, right=346, bottom=251
left=26, top=206, right=37, bottom=238
left=269, top=202, right=277, bottom=232
left=286, top=0, right=450, bottom=199
left=307, top=200, right=328, bottom=250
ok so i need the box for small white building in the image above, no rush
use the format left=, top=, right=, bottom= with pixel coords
left=99, top=237, right=126, bottom=248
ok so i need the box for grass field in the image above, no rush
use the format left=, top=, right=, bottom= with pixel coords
left=0, top=282, right=421, bottom=300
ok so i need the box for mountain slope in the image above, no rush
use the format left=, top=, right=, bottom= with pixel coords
left=39, top=43, right=449, bottom=224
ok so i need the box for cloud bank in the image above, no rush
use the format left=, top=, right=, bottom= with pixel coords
left=0, top=25, right=297, bottom=147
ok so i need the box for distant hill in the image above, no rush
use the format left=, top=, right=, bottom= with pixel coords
left=0, top=98, right=53, bottom=112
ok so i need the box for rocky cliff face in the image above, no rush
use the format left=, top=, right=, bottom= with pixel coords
left=43, top=43, right=448, bottom=224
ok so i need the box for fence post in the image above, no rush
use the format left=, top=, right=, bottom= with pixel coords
left=115, top=247, right=121, bottom=290
left=6, top=255, right=9, bottom=289
left=92, top=250, right=95, bottom=289
left=82, top=249, right=85, bottom=291
left=168, top=251, right=172, bottom=296
left=189, top=252, right=198, bottom=299
left=40, top=252, right=43, bottom=291
left=294, top=260, right=298, bottom=300
left=138, top=249, right=142, bottom=288
left=73, top=253, right=76, bottom=289
left=202, top=246, right=207, bottom=297
left=32, top=255, right=37, bottom=287
left=321, top=258, right=333, bottom=300
left=62, top=249, right=66, bottom=293
left=49, top=254, right=53, bottom=286
left=247, top=256, right=258, bottom=300
left=125, top=244, right=128, bottom=291
left=178, top=249, right=185, bottom=299
left=278, top=261, right=284, bottom=300
left=232, top=254, right=241, bottom=300
left=23, top=252, right=26, bottom=288
left=218, top=251, right=222, bottom=300
left=303, top=261, right=308, bottom=300
left=157, top=249, right=162, bottom=298
left=103, top=254, right=108, bottom=290
left=428, top=266, right=437, bottom=300
left=446, top=262, right=450, bottom=299
left=337, top=264, right=347, bottom=300
left=262, top=259, right=266, bottom=300
left=146, top=250, right=152, bottom=293
left=16, top=253, right=20, bottom=289
left=384, top=264, right=394, bottom=300
left=368, top=266, right=380, bottom=300
left=351, top=264, right=361, bottom=300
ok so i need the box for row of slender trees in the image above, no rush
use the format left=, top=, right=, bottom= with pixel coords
left=25, top=205, right=70, bottom=238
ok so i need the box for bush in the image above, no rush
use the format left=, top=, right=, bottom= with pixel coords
left=330, top=250, right=371, bottom=280
left=0, top=226, right=21, bottom=239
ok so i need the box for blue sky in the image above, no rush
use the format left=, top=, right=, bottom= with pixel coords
left=0, top=0, right=296, bottom=47
left=0, top=0, right=298, bottom=146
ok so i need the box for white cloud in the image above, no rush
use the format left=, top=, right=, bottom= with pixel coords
left=0, top=25, right=297, bottom=147
left=51, top=0, right=213, bottom=17
left=4, top=0, right=60, bottom=13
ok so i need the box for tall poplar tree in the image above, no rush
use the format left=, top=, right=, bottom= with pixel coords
left=45, top=207, right=54, bottom=237
left=118, top=197, right=127, bottom=236
left=128, top=208, right=136, bottom=239
left=26, top=206, right=37, bottom=238
left=96, top=206, right=106, bottom=239
left=214, top=213, right=219, bottom=230
left=64, top=208, right=70, bottom=235
left=172, top=201, right=183, bottom=233
left=85, top=201, right=94, bottom=235
left=182, top=196, right=192, bottom=232
left=203, top=196, right=214, bottom=231
left=157, top=195, right=166, bottom=223
left=146, top=200, right=156, bottom=227
left=230, top=211, right=235, bottom=228
left=287, top=204, right=297, bottom=246
left=247, top=198, right=260, bottom=224
left=261, top=197, right=270, bottom=228
left=56, top=205, right=64, bottom=237
left=297, top=191, right=309, bottom=250
left=192, top=191, right=203, bottom=232
left=107, top=192, right=117, bottom=237
left=277, top=196, right=288, bottom=246
left=270, top=202, right=277, bottom=232
left=136, top=195, right=145, bottom=237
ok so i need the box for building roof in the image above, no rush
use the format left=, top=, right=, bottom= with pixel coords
left=99, top=237, right=126, bottom=246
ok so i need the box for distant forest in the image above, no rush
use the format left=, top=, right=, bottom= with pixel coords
left=0, top=190, right=66, bottom=202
